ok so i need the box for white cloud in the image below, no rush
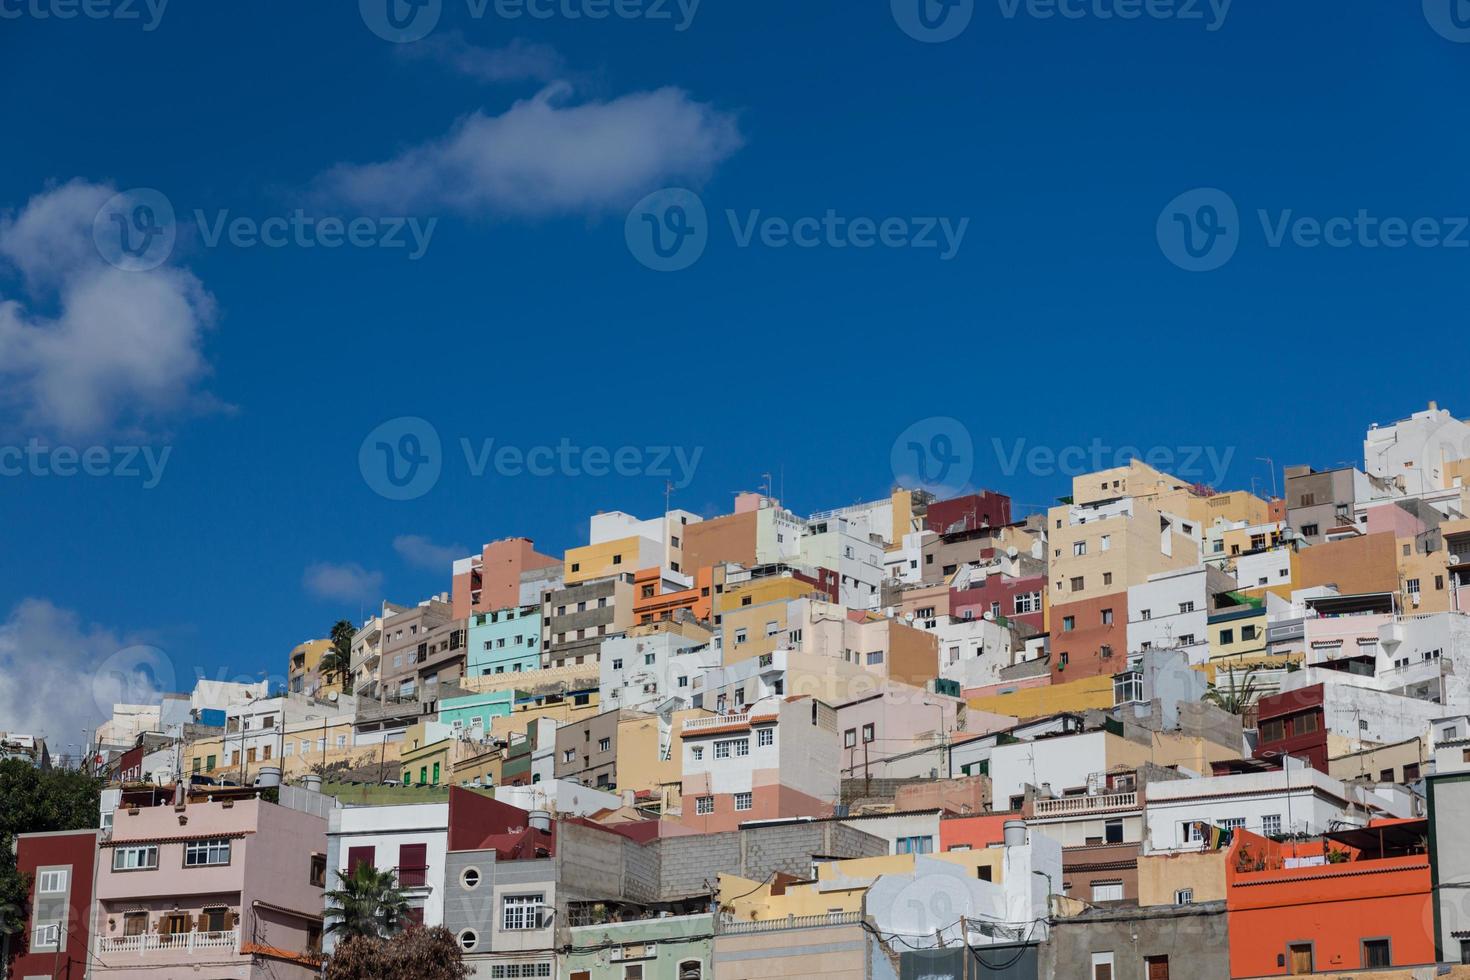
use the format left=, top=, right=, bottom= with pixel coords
left=0, top=179, right=219, bottom=439
left=0, top=599, right=172, bottom=748
left=393, top=533, right=466, bottom=571
left=303, top=562, right=385, bottom=603
left=319, top=84, right=742, bottom=219
left=399, top=34, right=566, bottom=84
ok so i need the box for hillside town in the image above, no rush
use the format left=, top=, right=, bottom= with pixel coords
left=12, top=400, right=1470, bottom=980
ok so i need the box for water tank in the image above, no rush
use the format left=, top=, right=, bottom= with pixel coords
left=255, top=766, right=282, bottom=789
left=528, top=810, right=552, bottom=832
left=303, top=774, right=323, bottom=793
left=1003, top=820, right=1027, bottom=848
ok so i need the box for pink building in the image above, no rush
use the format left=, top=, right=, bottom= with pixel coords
left=950, top=570, right=1047, bottom=632
left=679, top=695, right=839, bottom=833
left=833, top=689, right=963, bottom=779
left=452, top=537, right=561, bottom=619
left=92, top=796, right=326, bottom=980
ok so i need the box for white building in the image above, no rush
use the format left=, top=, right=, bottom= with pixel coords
left=1143, top=763, right=1411, bottom=853
left=1126, top=565, right=1216, bottom=664
left=801, top=515, right=885, bottom=610
left=599, top=632, right=716, bottom=712
left=222, top=694, right=347, bottom=775
left=325, top=801, right=449, bottom=950
left=1365, top=401, right=1470, bottom=497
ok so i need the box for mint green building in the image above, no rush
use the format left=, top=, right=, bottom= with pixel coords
left=437, top=689, right=515, bottom=736
left=467, top=603, right=543, bottom=676
left=561, top=913, right=713, bottom=980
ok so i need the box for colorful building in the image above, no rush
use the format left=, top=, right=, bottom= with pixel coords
left=467, top=603, right=543, bottom=676
left=10, top=829, right=98, bottom=980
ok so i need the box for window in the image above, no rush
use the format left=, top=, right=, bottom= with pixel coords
left=1262, top=814, right=1282, bottom=836
left=757, top=728, right=774, bottom=747
left=1062, top=616, right=1075, bottom=632
left=1362, top=939, right=1392, bottom=969
left=896, top=836, right=933, bottom=854
left=1074, top=541, right=1087, bottom=556
left=1220, top=629, right=1234, bottom=645
left=678, top=960, right=702, bottom=980
left=1102, top=572, right=1113, bottom=586
left=1101, top=608, right=1113, bottom=625
left=866, top=651, right=883, bottom=665
left=202, top=906, right=229, bottom=932
left=862, top=723, right=875, bottom=743
left=1179, top=601, right=1195, bottom=614
left=599, top=738, right=611, bottom=752
left=398, top=843, right=428, bottom=887
left=1091, top=880, right=1124, bottom=902
left=1092, top=952, right=1114, bottom=980
left=1071, top=576, right=1084, bottom=591
left=1140, top=609, right=1151, bottom=621
left=1014, top=592, right=1041, bottom=614
left=459, top=929, right=477, bottom=951
left=38, top=869, right=67, bottom=893
left=734, top=628, right=747, bottom=644
left=625, top=967, right=643, bottom=980
left=691, top=746, right=703, bottom=761
left=1260, top=719, right=1285, bottom=742
left=1220, top=817, right=1246, bottom=832
left=1407, top=578, right=1421, bottom=596
left=502, top=894, right=546, bottom=931
left=1404, top=763, right=1421, bottom=781
left=1302, top=523, right=1319, bottom=538
left=1242, top=625, right=1258, bottom=641
left=112, top=845, right=158, bottom=871
left=1059, top=651, right=1069, bottom=668
left=735, top=792, right=753, bottom=811
left=696, top=796, right=714, bottom=815
left=735, top=739, right=750, bottom=756
left=184, top=838, right=232, bottom=867
left=123, top=911, right=147, bottom=936
left=1104, top=819, right=1123, bottom=844
left=1175, top=888, right=1193, bottom=905
left=715, top=741, right=731, bottom=759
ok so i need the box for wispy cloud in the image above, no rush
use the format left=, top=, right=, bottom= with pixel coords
left=0, top=599, right=172, bottom=746
left=303, top=562, right=385, bottom=603
left=398, top=33, right=567, bottom=84
left=318, top=83, right=742, bottom=219
left=0, top=179, right=220, bottom=439
left=393, top=533, right=466, bottom=571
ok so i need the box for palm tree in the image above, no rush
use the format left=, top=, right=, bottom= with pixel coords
left=324, top=863, right=412, bottom=940
left=319, top=619, right=355, bottom=690
left=1205, top=667, right=1260, bottom=716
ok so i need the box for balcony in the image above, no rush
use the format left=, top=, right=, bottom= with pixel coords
left=100, top=929, right=240, bottom=955
left=683, top=712, right=751, bottom=733
left=719, top=911, right=862, bottom=934
left=1033, top=791, right=1138, bottom=818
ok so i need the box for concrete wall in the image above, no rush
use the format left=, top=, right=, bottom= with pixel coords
left=1042, top=903, right=1229, bottom=980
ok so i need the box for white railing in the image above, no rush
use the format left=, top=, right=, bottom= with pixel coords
left=719, top=911, right=862, bottom=934
left=101, top=929, right=239, bottom=955
left=1033, top=791, right=1138, bottom=817
left=683, top=712, right=750, bottom=732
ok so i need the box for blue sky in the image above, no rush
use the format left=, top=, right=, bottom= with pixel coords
left=2, top=0, right=1468, bottom=748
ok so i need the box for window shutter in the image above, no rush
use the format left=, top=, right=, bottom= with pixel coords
left=159, top=915, right=173, bottom=936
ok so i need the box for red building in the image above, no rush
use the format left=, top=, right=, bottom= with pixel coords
left=950, top=570, right=1047, bottom=632
left=1256, top=684, right=1328, bottom=772
left=925, top=492, right=1012, bottom=536
left=10, top=829, right=99, bottom=980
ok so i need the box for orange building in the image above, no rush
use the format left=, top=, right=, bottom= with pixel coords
left=1225, top=821, right=1433, bottom=977
left=939, top=812, right=1020, bottom=851
left=632, top=565, right=725, bottom=624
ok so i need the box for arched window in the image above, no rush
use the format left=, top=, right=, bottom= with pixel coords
left=678, top=960, right=702, bottom=980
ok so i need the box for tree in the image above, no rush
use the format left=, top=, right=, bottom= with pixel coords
left=320, top=619, right=356, bottom=689
left=325, top=927, right=469, bottom=980
left=0, top=760, right=101, bottom=963
left=324, top=863, right=411, bottom=940
left=1204, top=667, right=1259, bottom=716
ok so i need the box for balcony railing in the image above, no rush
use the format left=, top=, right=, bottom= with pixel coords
left=101, top=929, right=240, bottom=955
left=1033, top=791, right=1138, bottom=817
left=683, top=712, right=751, bottom=732
left=719, top=911, right=862, bottom=934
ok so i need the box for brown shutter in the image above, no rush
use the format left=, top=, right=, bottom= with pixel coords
left=158, top=915, right=172, bottom=936
left=196, top=913, right=206, bottom=932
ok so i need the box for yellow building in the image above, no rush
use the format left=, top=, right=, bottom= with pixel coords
left=1207, top=605, right=1268, bottom=664
left=399, top=722, right=453, bottom=787
left=719, top=849, right=1006, bottom=921
left=1137, top=851, right=1226, bottom=906
left=966, top=675, right=1115, bottom=720
left=716, top=575, right=823, bottom=615
left=564, top=536, right=662, bottom=586
left=288, top=638, right=345, bottom=699
left=612, top=708, right=712, bottom=813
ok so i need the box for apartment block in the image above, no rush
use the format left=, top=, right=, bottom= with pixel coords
left=11, top=829, right=98, bottom=980
left=467, top=602, right=543, bottom=677
left=452, top=537, right=562, bottom=620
